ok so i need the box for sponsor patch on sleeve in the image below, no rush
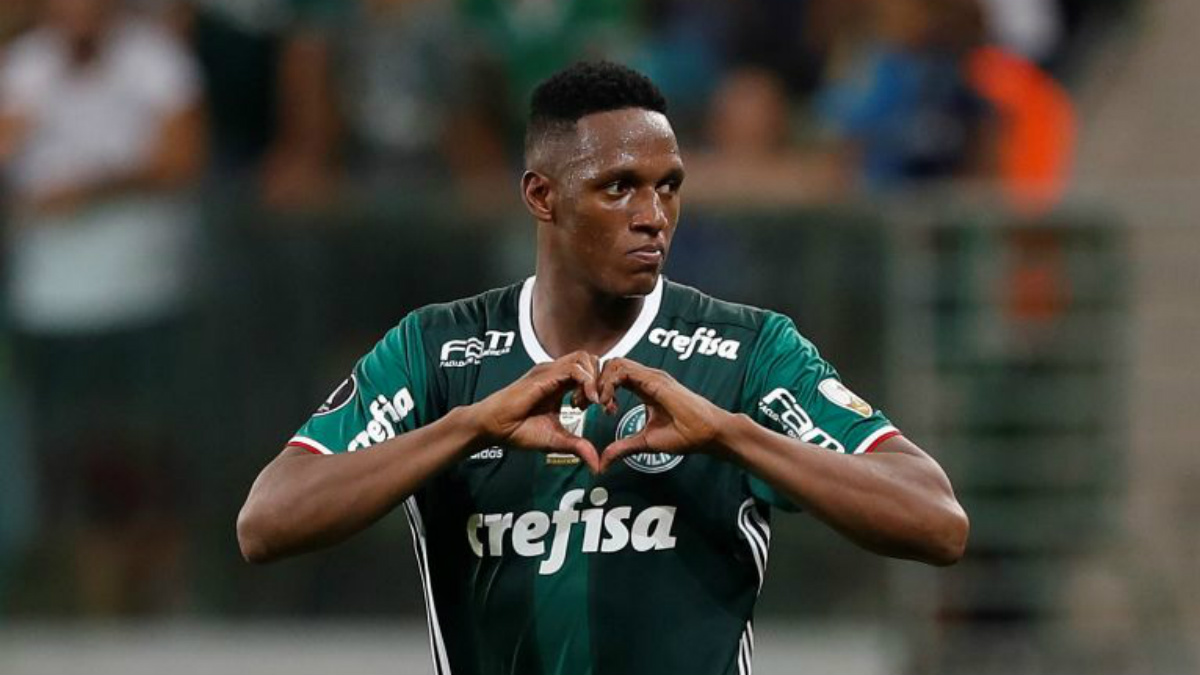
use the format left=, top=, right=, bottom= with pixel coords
left=817, top=378, right=873, bottom=417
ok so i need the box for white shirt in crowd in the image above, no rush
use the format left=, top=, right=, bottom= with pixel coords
left=1, top=17, right=202, bottom=334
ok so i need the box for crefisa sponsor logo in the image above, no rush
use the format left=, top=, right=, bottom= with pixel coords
left=466, top=487, right=678, bottom=575
left=440, top=331, right=515, bottom=367
left=648, top=326, right=740, bottom=361
left=346, top=387, right=415, bottom=452
left=618, top=404, right=684, bottom=474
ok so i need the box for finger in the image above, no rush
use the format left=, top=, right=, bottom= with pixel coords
left=600, top=434, right=649, bottom=473
left=587, top=354, right=611, bottom=412
left=597, top=358, right=627, bottom=410
left=571, top=361, right=600, bottom=406
left=572, top=438, right=602, bottom=475
left=570, top=386, right=589, bottom=411
left=611, top=364, right=658, bottom=401
left=594, top=356, right=618, bottom=414
left=547, top=429, right=601, bottom=474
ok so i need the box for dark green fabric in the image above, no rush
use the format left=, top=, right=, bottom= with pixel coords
left=292, top=278, right=895, bottom=675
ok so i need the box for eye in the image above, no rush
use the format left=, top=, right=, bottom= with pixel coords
left=604, top=180, right=631, bottom=196
left=656, top=179, right=682, bottom=196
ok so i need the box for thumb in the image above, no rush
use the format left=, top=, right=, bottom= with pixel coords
left=600, top=434, right=649, bottom=473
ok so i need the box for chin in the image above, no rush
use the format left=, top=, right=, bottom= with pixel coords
left=616, top=270, right=660, bottom=298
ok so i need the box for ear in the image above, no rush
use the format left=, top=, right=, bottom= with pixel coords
left=521, top=170, right=555, bottom=224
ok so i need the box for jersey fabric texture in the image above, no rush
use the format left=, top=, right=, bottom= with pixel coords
left=289, top=276, right=900, bottom=675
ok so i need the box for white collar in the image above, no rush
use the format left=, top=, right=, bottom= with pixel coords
left=518, top=275, right=664, bottom=364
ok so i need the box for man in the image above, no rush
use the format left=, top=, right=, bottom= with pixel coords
left=1, top=0, right=204, bottom=613
left=238, top=61, right=968, bottom=675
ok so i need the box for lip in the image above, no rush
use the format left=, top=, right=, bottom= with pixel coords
left=628, top=245, right=664, bottom=266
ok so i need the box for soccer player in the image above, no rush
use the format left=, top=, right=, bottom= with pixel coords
left=237, top=61, right=968, bottom=675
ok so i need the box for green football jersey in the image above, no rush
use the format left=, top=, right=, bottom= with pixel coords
left=289, top=276, right=899, bottom=675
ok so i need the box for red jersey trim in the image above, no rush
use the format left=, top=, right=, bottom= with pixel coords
left=862, top=429, right=903, bottom=454
left=287, top=437, right=333, bottom=455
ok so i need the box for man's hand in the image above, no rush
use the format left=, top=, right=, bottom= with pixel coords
left=469, top=351, right=604, bottom=472
left=597, top=358, right=730, bottom=472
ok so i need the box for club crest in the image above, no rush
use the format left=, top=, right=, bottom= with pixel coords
left=617, top=405, right=684, bottom=474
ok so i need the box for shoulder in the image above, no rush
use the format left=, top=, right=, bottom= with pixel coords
left=409, top=282, right=521, bottom=335
left=660, top=279, right=772, bottom=333
left=659, top=280, right=817, bottom=362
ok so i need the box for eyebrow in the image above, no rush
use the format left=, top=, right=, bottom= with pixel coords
left=592, top=166, right=686, bottom=185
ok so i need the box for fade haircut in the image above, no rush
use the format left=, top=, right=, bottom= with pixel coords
left=525, top=61, right=668, bottom=166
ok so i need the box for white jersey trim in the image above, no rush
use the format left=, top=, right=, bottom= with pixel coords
left=287, top=435, right=333, bottom=455
left=518, top=275, right=664, bottom=365
left=853, top=425, right=900, bottom=455
left=737, top=499, right=771, bottom=592
left=404, top=497, right=452, bottom=675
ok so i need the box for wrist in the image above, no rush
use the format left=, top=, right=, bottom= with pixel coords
left=709, top=410, right=754, bottom=464
left=447, top=404, right=498, bottom=456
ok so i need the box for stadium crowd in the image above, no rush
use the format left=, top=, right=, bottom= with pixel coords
left=0, top=0, right=1119, bottom=617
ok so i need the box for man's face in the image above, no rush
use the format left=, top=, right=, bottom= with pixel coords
left=542, top=108, right=684, bottom=298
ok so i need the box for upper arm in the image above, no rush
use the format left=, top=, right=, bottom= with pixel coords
left=289, top=313, right=436, bottom=456
left=0, top=41, right=39, bottom=163
left=739, top=313, right=903, bottom=508
left=0, top=112, right=28, bottom=164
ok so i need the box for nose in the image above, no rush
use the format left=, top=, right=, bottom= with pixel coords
left=629, top=188, right=668, bottom=234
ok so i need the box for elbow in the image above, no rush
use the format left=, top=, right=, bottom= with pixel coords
left=924, top=501, right=969, bottom=567
left=236, top=503, right=277, bottom=564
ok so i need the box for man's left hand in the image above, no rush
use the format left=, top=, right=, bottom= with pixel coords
left=597, top=358, right=730, bottom=472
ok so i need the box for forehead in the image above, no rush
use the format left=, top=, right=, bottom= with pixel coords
left=562, top=108, right=681, bottom=178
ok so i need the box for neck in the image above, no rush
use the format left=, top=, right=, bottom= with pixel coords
left=531, top=269, right=648, bottom=360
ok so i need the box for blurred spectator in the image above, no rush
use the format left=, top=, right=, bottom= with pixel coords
left=336, top=0, right=512, bottom=211
left=0, top=0, right=204, bottom=615
left=683, top=67, right=847, bottom=205
left=966, top=45, right=1074, bottom=214
left=173, top=0, right=342, bottom=211
left=724, top=0, right=828, bottom=98
left=0, top=0, right=205, bottom=333
left=979, top=0, right=1063, bottom=64
left=338, top=0, right=467, bottom=191
left=0, top=0, right=38, bottom=46
left=815, top=0, right=990, bottom=191
left=633, top=0, right=727, bottom=126
left=460, top=0, right=640, bottom=129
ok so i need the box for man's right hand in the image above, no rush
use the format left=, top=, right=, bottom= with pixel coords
left=467, top=351, right=604, bottom=472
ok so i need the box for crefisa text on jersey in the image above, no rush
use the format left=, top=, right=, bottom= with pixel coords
left=648, top=326, right=741, bottom=361
left=346, top=388, right=416, bottom=452
left=440, top=330, right=515, bottom=367
left=467, top=487, right=679, bottom=575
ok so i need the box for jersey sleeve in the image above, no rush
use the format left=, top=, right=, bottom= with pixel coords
left=738, top=313, right=902, bottom=509
left=288, top=313, right=435, bottom=455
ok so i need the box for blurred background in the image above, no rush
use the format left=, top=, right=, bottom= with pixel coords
left=0, top=0, right=1197, bottom=673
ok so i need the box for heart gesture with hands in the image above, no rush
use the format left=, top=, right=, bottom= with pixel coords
left=471, top=352, right=728, bottom=474
left=594, top=357, right=726, bottom=472
left=470, top=350, right=606, bottom=472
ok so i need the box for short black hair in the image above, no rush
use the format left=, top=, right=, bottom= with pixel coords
left=525, top=61, right=668, bottom=162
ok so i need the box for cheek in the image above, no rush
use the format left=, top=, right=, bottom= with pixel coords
left=571, top=205, right=623, bottom=255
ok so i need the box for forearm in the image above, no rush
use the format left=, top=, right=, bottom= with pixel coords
left=237, top=405, right=486, bottom=563
left=92, top=105, right=207, bottom=195
left=716, top=413, right=968, bottom=565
